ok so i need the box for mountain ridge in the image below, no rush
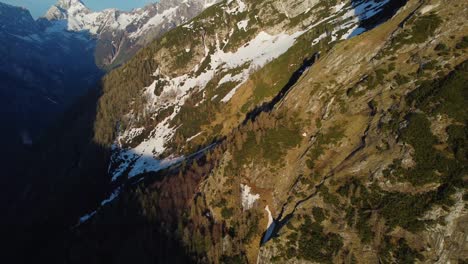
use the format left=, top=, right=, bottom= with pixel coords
left=41, top=0, right=218, bottom=68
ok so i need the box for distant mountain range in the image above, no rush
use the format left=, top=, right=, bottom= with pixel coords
left=41, top=0, right=217, bottom=68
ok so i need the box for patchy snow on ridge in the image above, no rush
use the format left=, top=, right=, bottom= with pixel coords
left=241, top=184, right=260, bottom=210
left=343, top=26, right=366, bottom=39
left=129, top=6, right=179, bottom=39
left=217, top=30, right=305, bottom=102
left=128, top=153, right=183, bottom=178
left=111, top=29, right=309, bottom=181
left=215, top=31, right=303, bottom=69
left=111, top=113, right=183, bottom=181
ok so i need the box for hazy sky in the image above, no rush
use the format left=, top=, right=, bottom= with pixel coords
left=2, top=0, right=157, bottom=18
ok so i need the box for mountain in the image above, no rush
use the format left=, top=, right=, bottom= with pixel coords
left=41, top=0, right=218, bottom=68
left=0, top=2, right=38, bottom=34
left=3, top=0, right=467, bottom=263
left=97, top=0, right=409, bottom=183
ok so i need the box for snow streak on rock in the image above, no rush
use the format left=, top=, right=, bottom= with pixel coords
left=262, top=205, right=276, bottom=244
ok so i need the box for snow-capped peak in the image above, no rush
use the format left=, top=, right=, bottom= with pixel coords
left=56, top=0, right=86, bottom=9
left=44, top=0, right=90, bottom=21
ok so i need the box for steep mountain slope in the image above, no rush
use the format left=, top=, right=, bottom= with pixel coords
left=0, top=2, right=38, bottom=34
left=68, top=0, right=466, bottom=263
left=95, top=0, right=408, bottom=184
left=5, top=0, right=466, bottom=263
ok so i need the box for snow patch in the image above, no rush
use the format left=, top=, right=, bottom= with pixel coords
left=334, top=2, right=347, bottom=12
left=420, top=4, right=438, bottom=14
left=262, top=205, right=276, bottom=243
left=76, top=187, right=121, bottom=225
left=183, top=21, right=194, bottom=29
left=311, top=32, right=327, bottom=45
left=187, top=131, right=203, bottom=142
left=79, top=211, right=96, bottom=224
left=237, top=19, right=249, bottom=31
left=129, top=7, right=179, bottom=39
left=225, top=0, right=247, bottom=15
left=100, top=188, right=121, bottom=206
left=218, top=72, right=245, bottom=85
left=217, top=30, right=305, bottom=102
left=241, top=184, right=260, bottom=210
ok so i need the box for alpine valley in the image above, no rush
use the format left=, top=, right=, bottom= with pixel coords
left=1, top=0, right=467, bottom=263
left=0, top=0, right=213, bottom=159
